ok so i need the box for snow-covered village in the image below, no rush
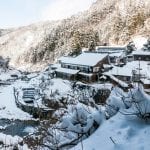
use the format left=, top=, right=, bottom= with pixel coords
left=0, top=36, right=149, bottom=149
left=0, top=0, right=150, bottom=149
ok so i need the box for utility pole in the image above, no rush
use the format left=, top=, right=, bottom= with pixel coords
left=138, top=57, right=141, bottom=87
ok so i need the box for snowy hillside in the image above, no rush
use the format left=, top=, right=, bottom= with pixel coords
left=73, top=113, right=150, bottom=150
left=0, top=0, right=149, bottom=71
left=0, top=54, right=149, bottom=149
left=73, top=86, right=150, bottom=150
left=0, top=0, right=149, bottom=149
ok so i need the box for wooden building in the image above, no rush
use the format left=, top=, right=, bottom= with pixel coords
left=96, top=46, right=126, bottom=52
left=141, top=79, right=150, bottom=90
left=133, top=50, right=150, bottom=61
left=55, top=67, right=79, bottom=80
left=95, top=46, right=127, bottom=64
left=56, top=52, right=109, bottom=82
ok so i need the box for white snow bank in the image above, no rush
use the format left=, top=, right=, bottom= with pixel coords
left=132, top=36, right=147, bottom=50
left=72, top=86, right=150, bottom=150
left=0, top=85, right=32, bottom=120
left=60, top=103, right=105, bottom=134
left=0, top=133, right=22, bottom=145
left=106, top=87, right=130, bottom=117
left=72, top=112, right=150, bottom=150
left=42, top=103, right=105, bottom=149
left=0, top=69, right=21, bottom=81
left=127, top=85, right=150, bottom=116
left=44, top=78, right=72, bottom=99
left=23, top=126, right=36, bottom=133
left=0, top=133, right=30, bottom=149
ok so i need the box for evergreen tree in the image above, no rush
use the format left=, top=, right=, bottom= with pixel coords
left=143, top=38, right=150, bottom=51
left=126, top=41, right=136, bottom=54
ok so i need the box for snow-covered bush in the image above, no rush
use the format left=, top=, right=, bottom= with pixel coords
left=106, top=85, right=150, bottom=121
left=40, top=103, right=105, bottom=149
left=59, top=103, right=104, bottom=134
left=106, top=87, right=130, bottom=118
left=128, top=85, right=150, bottom=120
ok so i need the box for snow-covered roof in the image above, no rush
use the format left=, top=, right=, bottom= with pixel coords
left=60, top=52, right=108, bottom=67
left=132, top=50, right=150, bottom=56
left=105, top=61, right=150, bottom=77
left=78, top=72, right=93, bottom=77
left=56, top=67, right=80, bottom=75
left=96, top=45, right=126, bottom=50
left=141, top=78, right=150, bottom=85
left=105, top=66, right=132, bottom=77
left=105, top=74, right=129, bottom=88
left=103, top=64, right=113, bottom=68
left=58, top=56, right=73, bottom=62
left=109, top=52, right=125, bottom=57
left=51, top=63, right=61, bottom=69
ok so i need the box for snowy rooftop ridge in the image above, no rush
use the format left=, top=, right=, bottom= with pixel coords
left=56, top=68, right=80, bottom=75
left=104, top=73, right=129, bottom=88
left=132, top=50, right=150, bottom=56
left=59, top=52, right=108, bottom=67
left=96, top=45, right=126, bottom=49
left=106, top=61, right=150, bottom=77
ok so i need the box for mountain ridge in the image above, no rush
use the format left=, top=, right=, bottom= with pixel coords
left=0, top=0, right=149, bottom=71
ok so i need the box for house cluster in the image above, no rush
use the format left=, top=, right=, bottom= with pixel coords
left=51, top=41, right=150, bottom=93
left=96, top=46, right=127, bottom=66
left=52, top=46, right=126, bottom=83
left=102, top=43, right=150, bottom=92
left=56, top=52, right=109, bottom=82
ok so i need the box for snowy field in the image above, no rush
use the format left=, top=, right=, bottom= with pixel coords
left=0, top=68, right=26, bottom=120
left=0, top=46, right=149, bottom=149
left=72, top=113, right=150, bottom=150
left=72, top=86, right=150, bottom=150
left=0, top=84, right=32, bottom=120
left=0, top=76, right=150, bottom=150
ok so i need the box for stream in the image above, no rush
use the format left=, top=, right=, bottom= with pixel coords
left=0, top=119, right=39, bottom=137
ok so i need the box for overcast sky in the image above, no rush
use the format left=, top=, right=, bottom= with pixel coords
left=0, top=0, right=96, bottom=28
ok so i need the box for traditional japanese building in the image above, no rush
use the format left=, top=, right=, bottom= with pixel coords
left=95, top=46, right=127, bottom=64
left=56, top=52, right=109, bottom=82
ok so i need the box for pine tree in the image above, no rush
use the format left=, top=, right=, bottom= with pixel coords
left=143, top=38, right=150, bottom=51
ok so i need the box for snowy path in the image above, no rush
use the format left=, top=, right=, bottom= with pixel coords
left=0, top=85, right=32, bottom=120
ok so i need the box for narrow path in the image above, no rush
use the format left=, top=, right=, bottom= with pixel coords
left=0, top=85, right=32, bottom=120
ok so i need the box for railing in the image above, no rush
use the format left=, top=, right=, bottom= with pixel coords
left=13, top=87, right=53, bottom=119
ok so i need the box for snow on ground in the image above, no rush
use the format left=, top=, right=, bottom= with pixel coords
left=0, top=68, right=21, bottom=81
left=44, top=78, right=72, bottom=99
left=47, top=78, right=71, bottom=94
left=0, top=63, right=149, bottom=149
left=106, top=61, right=150, bottom=78
left=132, top=36, right=147, bottom=50
left=0, top=85, right=32, bottom=120
left=104, top=73, right=129, bottom=88
left=72, top=86, right=150, bottom=150
left=23, top=126, right=36, bottom=133
left=0, top=133, right=22, bottom=145
left=72, top=112, right=150, bottom=150
left=76, top=82, right=112, bottom=90
left=0, top=133, right=30, bottom=150
left=88, top=83, right=112, bottom=90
